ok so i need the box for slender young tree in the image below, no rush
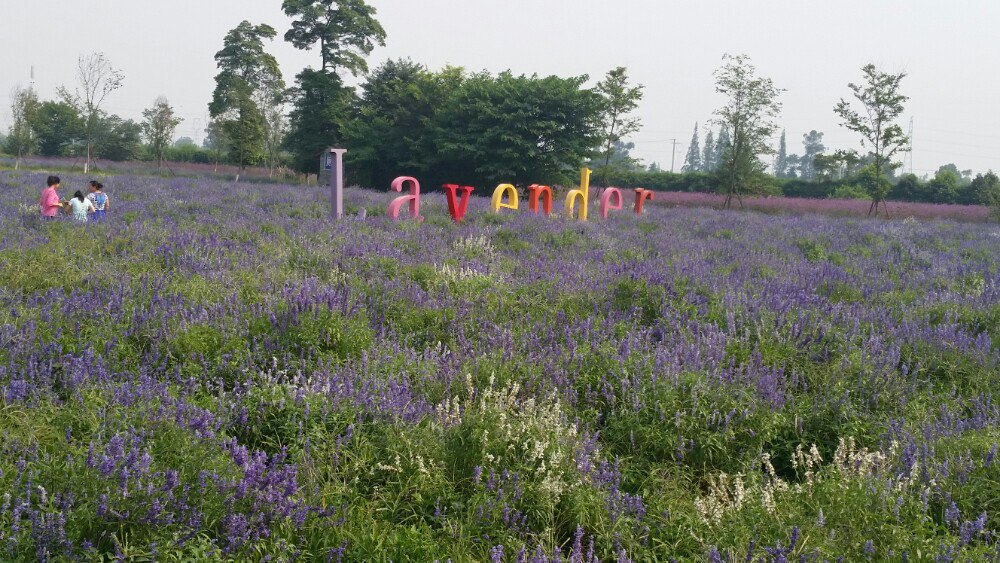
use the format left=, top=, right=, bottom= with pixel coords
left=6, top=86, right=40, bottom=170
left=834, top=64, right=909, bottom=217
left=682, top=122, right=702, bottom=173
left=141, top=97, right=183, bottom=168
left=712, top=54, right=783, bottom=208
left=596, top=67, right=644, bottom=184
left=57, top=53, right=125, bottom=174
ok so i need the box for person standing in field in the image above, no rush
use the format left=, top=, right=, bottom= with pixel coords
left=67, top=190, right=96, bottom=223
left=39, top=175, right=65, bottom=219
left=87, top=180, right=110, bottom=222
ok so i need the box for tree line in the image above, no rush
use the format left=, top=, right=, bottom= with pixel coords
left=4, top=0, right=998, bottom=214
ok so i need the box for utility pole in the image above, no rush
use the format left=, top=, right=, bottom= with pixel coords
left=670, top=139, right=678, bottom=172
left=907, top=117, right=914, bottom=175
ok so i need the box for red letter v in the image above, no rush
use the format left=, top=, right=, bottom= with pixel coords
left=443, top=184, right=475, bottom=223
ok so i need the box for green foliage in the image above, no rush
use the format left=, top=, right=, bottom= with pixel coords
left=5, top=86, right=40, bottom=163
left=282, top=0, right=386, bottom=75
left=712, top=54, right=783, bottom=207
left=142, top=97, right=183, bottom=167
left=435, top=71, right=603, bottom=187
left=682, top=122, right=702, bottom=173
left=93, top=115, right=143, bottom=161
left=284, top=68, right=355, bottom=173
left=209, top=21, right=283, bottom=170
left=966, top=170, right=1000, bottom=212
left=277, top=307, right=374, bottom=360
left=31, top=100, right=84, bottom=157
left=343, top=60, right=462, bottom=187
left=828, top=183, right=871, bottom=200
left=834, top=63, right=909, bottom=216
left=856, top=163, right=892, bottom=206
left=594, top=67, right=644, bottom=182
left=795, top=237, right=828, bottom=262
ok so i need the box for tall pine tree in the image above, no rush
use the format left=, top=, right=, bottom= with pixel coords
left=714, top=127, right=732, bottom=170
left=682, top=122, right=701, bottom=173
left=702, top=130, right=715, bottom=172
left=775, top=129, right=788, bottom=178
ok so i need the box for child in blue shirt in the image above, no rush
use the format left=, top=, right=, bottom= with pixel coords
left=87, top=181, right=110, bottom=222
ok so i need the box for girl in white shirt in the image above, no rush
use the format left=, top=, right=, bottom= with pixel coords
left=67, top=190, right=96, bottom=223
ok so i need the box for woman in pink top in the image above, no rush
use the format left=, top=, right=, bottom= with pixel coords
left=39, top=176, right=64, bottom=218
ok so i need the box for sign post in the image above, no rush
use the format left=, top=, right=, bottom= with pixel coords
left=325, top=148, right=348, bottom=219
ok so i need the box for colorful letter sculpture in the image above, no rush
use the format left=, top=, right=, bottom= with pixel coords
left=600, top=187, right=624, bottom=219
left=327, top=148, right=348, bottom=219
left=564, top=168, right=592, bottom=221
left=443, top=184, right=475, bottom=223
left=633, top=188, right=654, bottom=215
left=527, top=184, right=553, bottom=216
left=491, top=184, right=519, bottom=213
left=388, top=176, right=423, bottom=221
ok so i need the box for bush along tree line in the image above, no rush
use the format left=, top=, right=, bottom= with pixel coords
left=4, top=0, right=998, bottom=214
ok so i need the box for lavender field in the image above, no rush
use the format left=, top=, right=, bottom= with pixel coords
left=1, top=170, right=999, bottom=561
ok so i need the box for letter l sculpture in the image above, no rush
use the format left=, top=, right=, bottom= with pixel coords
left=329, top=148, right=348, bottom=219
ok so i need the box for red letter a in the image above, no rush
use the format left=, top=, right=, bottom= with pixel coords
left=443, top=184, right=475, bottom=223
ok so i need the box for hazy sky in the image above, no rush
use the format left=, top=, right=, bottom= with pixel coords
left=3, top=0, right=999, bottom=176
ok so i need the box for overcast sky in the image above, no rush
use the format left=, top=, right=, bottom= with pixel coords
left=3, top=0, right=999, bottom=177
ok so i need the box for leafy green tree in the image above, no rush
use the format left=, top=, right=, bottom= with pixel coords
left=93, top=115, right=143, bottom=161
left=256, top=72, right=288, bottom=176
left=281, top=0, right=385, bottom=173
left=813, top=153, right=840, bottom=180
left=203, top=119, right=228, bottom=170
left=595, top=67, right=643, bottom=184
left=890, top=173, right=925, bottom=202
left=282, top=0, right=386, bottom=75
left=167, top=137, right=210, bottom=164
left=935, top=163, right=972, bottom=186
left=284, top=69, right=355, bottom=173
left=856, top=163, right=891, bottom=207
left=834, top=64, right=909, bottom=217
left=800, top=130, right=825, bottom=180
left=57, top=52, right=125, bottom=173
left=31, top=100, right=84, bottom=157
left=436, top=71, right=602, bottom=186
left=682, top=123, right=701, bottom=173
left=783, top=154, right=800, bottom=178
left=774, top=129, right=788, bottom=178
left=702, top=130, right=715, bottom=172
left=598, top=141, right=643, bottom=171
left=712, top=54, right=783, bottom=208
left=963, top=171, right=998, bottom=206
left=6, top=86, right=40, bottom=169
left=209, top=21, right=282, bottom=172
left=972, top=172, right=1000, bottom=218
left=142, top=97, right=183, bottom=168
left=927, top=167, right=961, bottom=204
left=343, top=60, right=462, bottom=187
